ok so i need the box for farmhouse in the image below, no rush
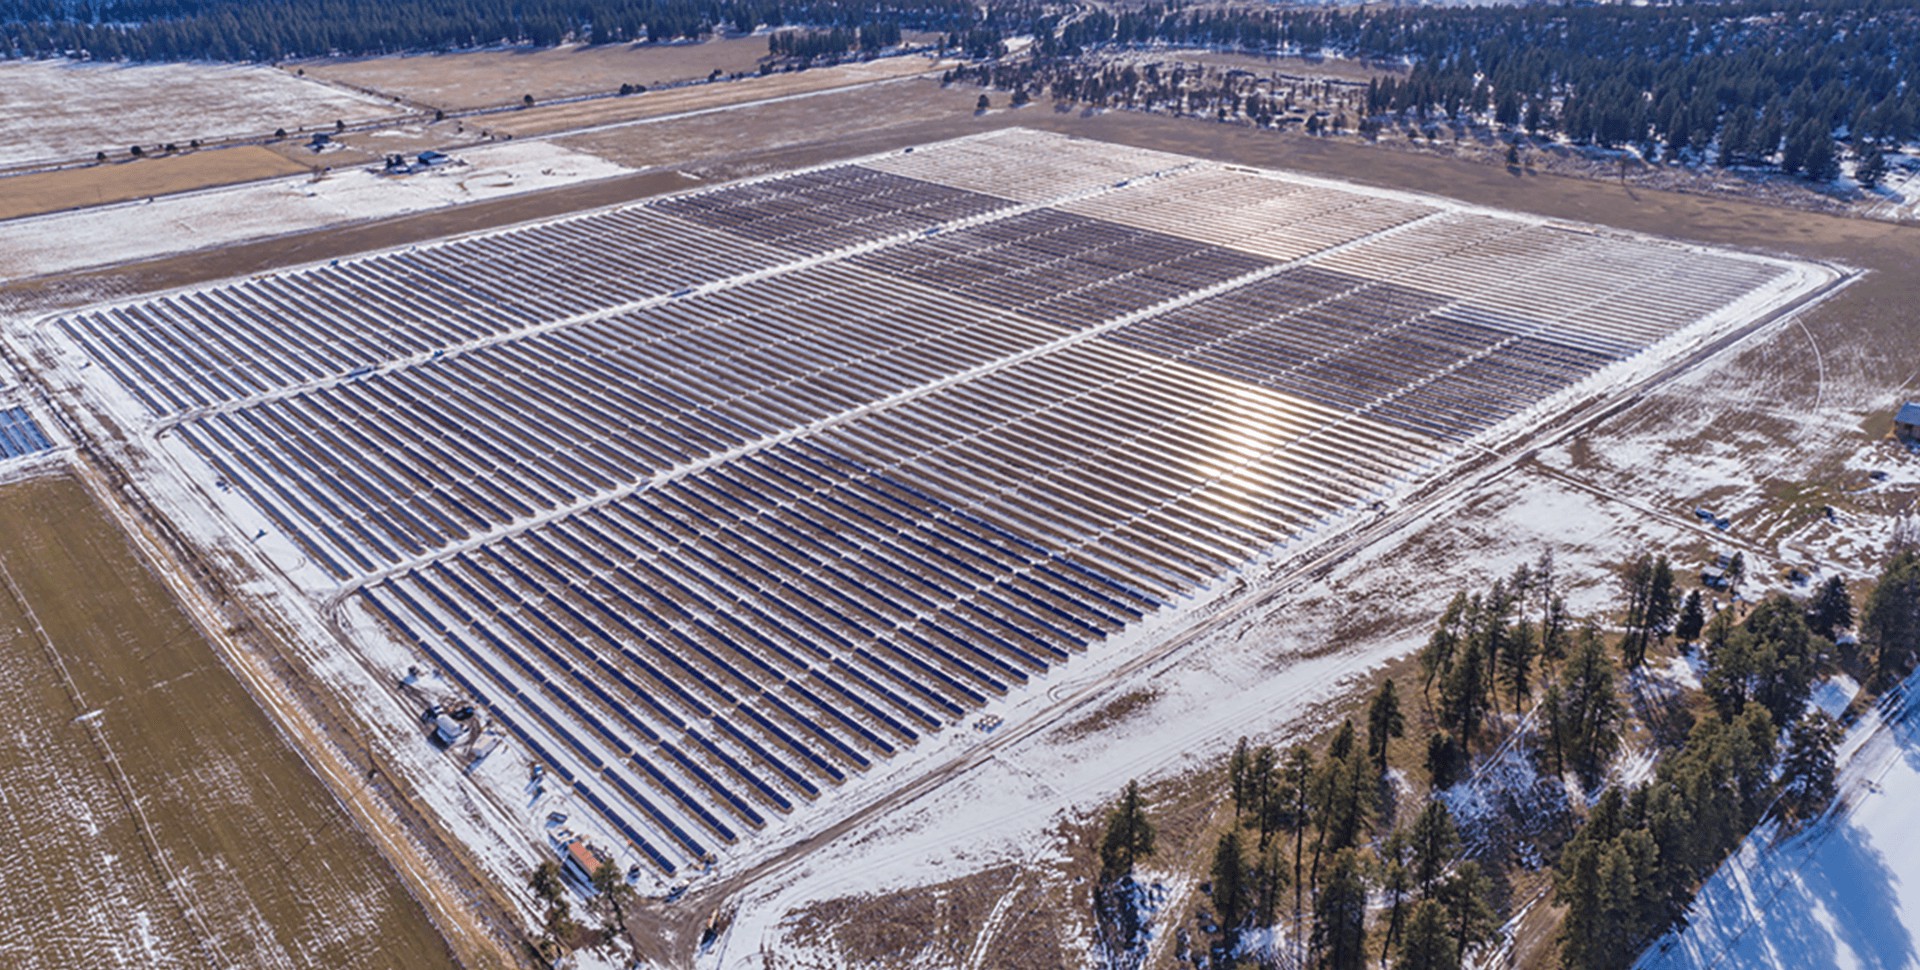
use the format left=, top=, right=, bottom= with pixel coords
left=1895, top=401, right=1920, bottom=443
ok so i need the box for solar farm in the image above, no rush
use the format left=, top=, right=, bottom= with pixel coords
left=43, top=128, right=1835, bottom=880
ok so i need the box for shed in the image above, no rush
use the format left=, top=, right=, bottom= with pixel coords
left=1701, top=565, right=1728, bottom=588
left=1896, top=401, right=1920, bottom=443
left=432, top=713, right=466, bottom=745
left=562, top=837, right=611, bottom=884
left=416, top=150, right=450, bottom=167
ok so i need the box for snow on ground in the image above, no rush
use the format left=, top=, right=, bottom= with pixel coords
left=1640, top=674, right=1920, bottom=970
left=0, top=140, right=632, bottom=279
left=703, top=461, right=1715, bottom=968
left=0, top=59, right=402, bottom=168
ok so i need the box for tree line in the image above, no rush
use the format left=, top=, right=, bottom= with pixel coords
left=1033, top=0, right=1919, bottom=184
left=1094, top=546, right=1920, bottom=968
left=0, top=0, right=1002, bottom=61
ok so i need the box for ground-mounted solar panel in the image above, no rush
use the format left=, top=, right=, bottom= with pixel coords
left=43, top=128, right=1838, bottom=879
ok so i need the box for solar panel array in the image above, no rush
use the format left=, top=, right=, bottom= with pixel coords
left=55, top=129, right=1815, bottom=874
left=0, top=407, right=51, bottom=459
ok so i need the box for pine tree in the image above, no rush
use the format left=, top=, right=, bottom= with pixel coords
left=1863, top=551, right=1920, bottom=687
left=1743, top=594, right=1819, bottom=726
left=1422, top=593, right=1471, bottom=705
left=1409, top=800, right=1460, bottom=896
left=1252, top=836, right=1289, bottom=928
left=1376, top=828, right=1415, bottom=963
left=1807, top=575, right=1853, bottom=641
left=1619, top=554, right=1655, bottom=669
left=1541, top=594, right=1572, bottom=671
left=1779, top=710, right=1841, bottom=823
left=1396, top=899, right=1459, bottom=970
left=1500, top=616, right=1537, bottom=714
left=1366, top=679, right=1405, bottom=772
left=1311, top=849, right=1369, bottom=970
left=1675, top=589, right=1706, bottom=645
left=1279, top=745, right=1315, bottom=933
left=1856, top=143, right=1889, bottom=188
left=1211, top=828, right=1251, bottom=949
left=1099, top=779, right=1156, bottom=883
left=1647, top=556, right=1677, bottom=647
left=1557, top=627, right=1622, bottom=786
left=1440, top=860, right=1498, bottom=962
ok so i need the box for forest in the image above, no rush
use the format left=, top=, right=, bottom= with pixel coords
left=0, top=0, right=1014, bottom=60
left=1093, top=549, right=1920, bottom=969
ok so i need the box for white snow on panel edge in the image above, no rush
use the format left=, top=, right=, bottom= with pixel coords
left=0, top=59, right=403, bottom=168
left=1639, top=674, right=1920, bottom=970
left=0, top=140, right=633, bottom=280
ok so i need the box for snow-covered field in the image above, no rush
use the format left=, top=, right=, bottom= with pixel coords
left=0, top=59, right=402, bottom=168
left=1642, top=675, right=1920, bottom=970
left=0, top=140, right=632, bottom=279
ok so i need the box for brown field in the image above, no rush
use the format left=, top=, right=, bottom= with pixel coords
left=0, top=147, right=310, bottom=222
left=495, top=56, right=942, bottom=136
left=299, top=35, right=784, bottom=111
left=0, top=59, right=401, bottom=170
left=0, top=473, right=456, bottom=970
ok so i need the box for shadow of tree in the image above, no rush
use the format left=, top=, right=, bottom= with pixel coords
left=1643, top=690, right=1919, bottom=969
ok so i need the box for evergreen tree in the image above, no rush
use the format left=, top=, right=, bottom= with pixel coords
left=1554, top=627, right=1622, bottom=786
left=1409, top=799, right=1460, bottom=896
left=1779, top=710, right=1841, bottom=823
left=1743, top=594, right=1819, bottom=726
left=1439, top=860, right=1498, bottom=963
left=1856, top=143, right=1889, bottom=188
left=1311, top=849, right=1369, bottom=970
left=1396, top=899, right=1459, bottom=970
left=1619, top=554, right=1653, bottom=668
left=1251, top=836, right=1290, bottom=929
left=1675, top=588, right=1706, bottom=645
left=1861, top=551, right=1920, bottom=687
left=1422, top=592, right=1471, bottom=705
left=1366, top=679, right=1405, bottom=772
left=1230, top=736, right=1254, bottom=819
left=1211, top=828, right=1251, bottom=949
left=1500, top=616, right=1537, bottom=713
left=1807, top=575, right=1853, bottom=641
left=1279, top=745, right=1316, bottom=929
left=1376, top=828, right=1415, bottom=963
left=1099, top=779, right=1156, bottom=882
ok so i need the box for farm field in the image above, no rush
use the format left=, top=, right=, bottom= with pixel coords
left=300, top=34, right=796, bottom=110
left=0, top=146, right=310, bottom=222
left=0, top=473, right=455, bottom=970
left=493, top=55, right=942, bottom=136
left=0, top=59, right=403, bottom=170
left=0, top=140, right=631, bottom=280
left=33, top=129, right=1837, bottom=889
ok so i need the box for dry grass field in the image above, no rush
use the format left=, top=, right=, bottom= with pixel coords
left=495, top=55, right=941, bottom=135
left=0, top=147, right=310, bottom=221
left=0, top=473, right=456, bottom=970
left=300, top=35, right=785, bottom=111
left=0, top=60, right=401, bottom=169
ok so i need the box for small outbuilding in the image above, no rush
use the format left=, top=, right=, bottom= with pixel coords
left=416, top=150, right=450, bottom=167
left=1896, top=401, right=1920, bottom=443
left=562, top=837, right=611, bottom=885
left=432, top=713, right=466, bottom=746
